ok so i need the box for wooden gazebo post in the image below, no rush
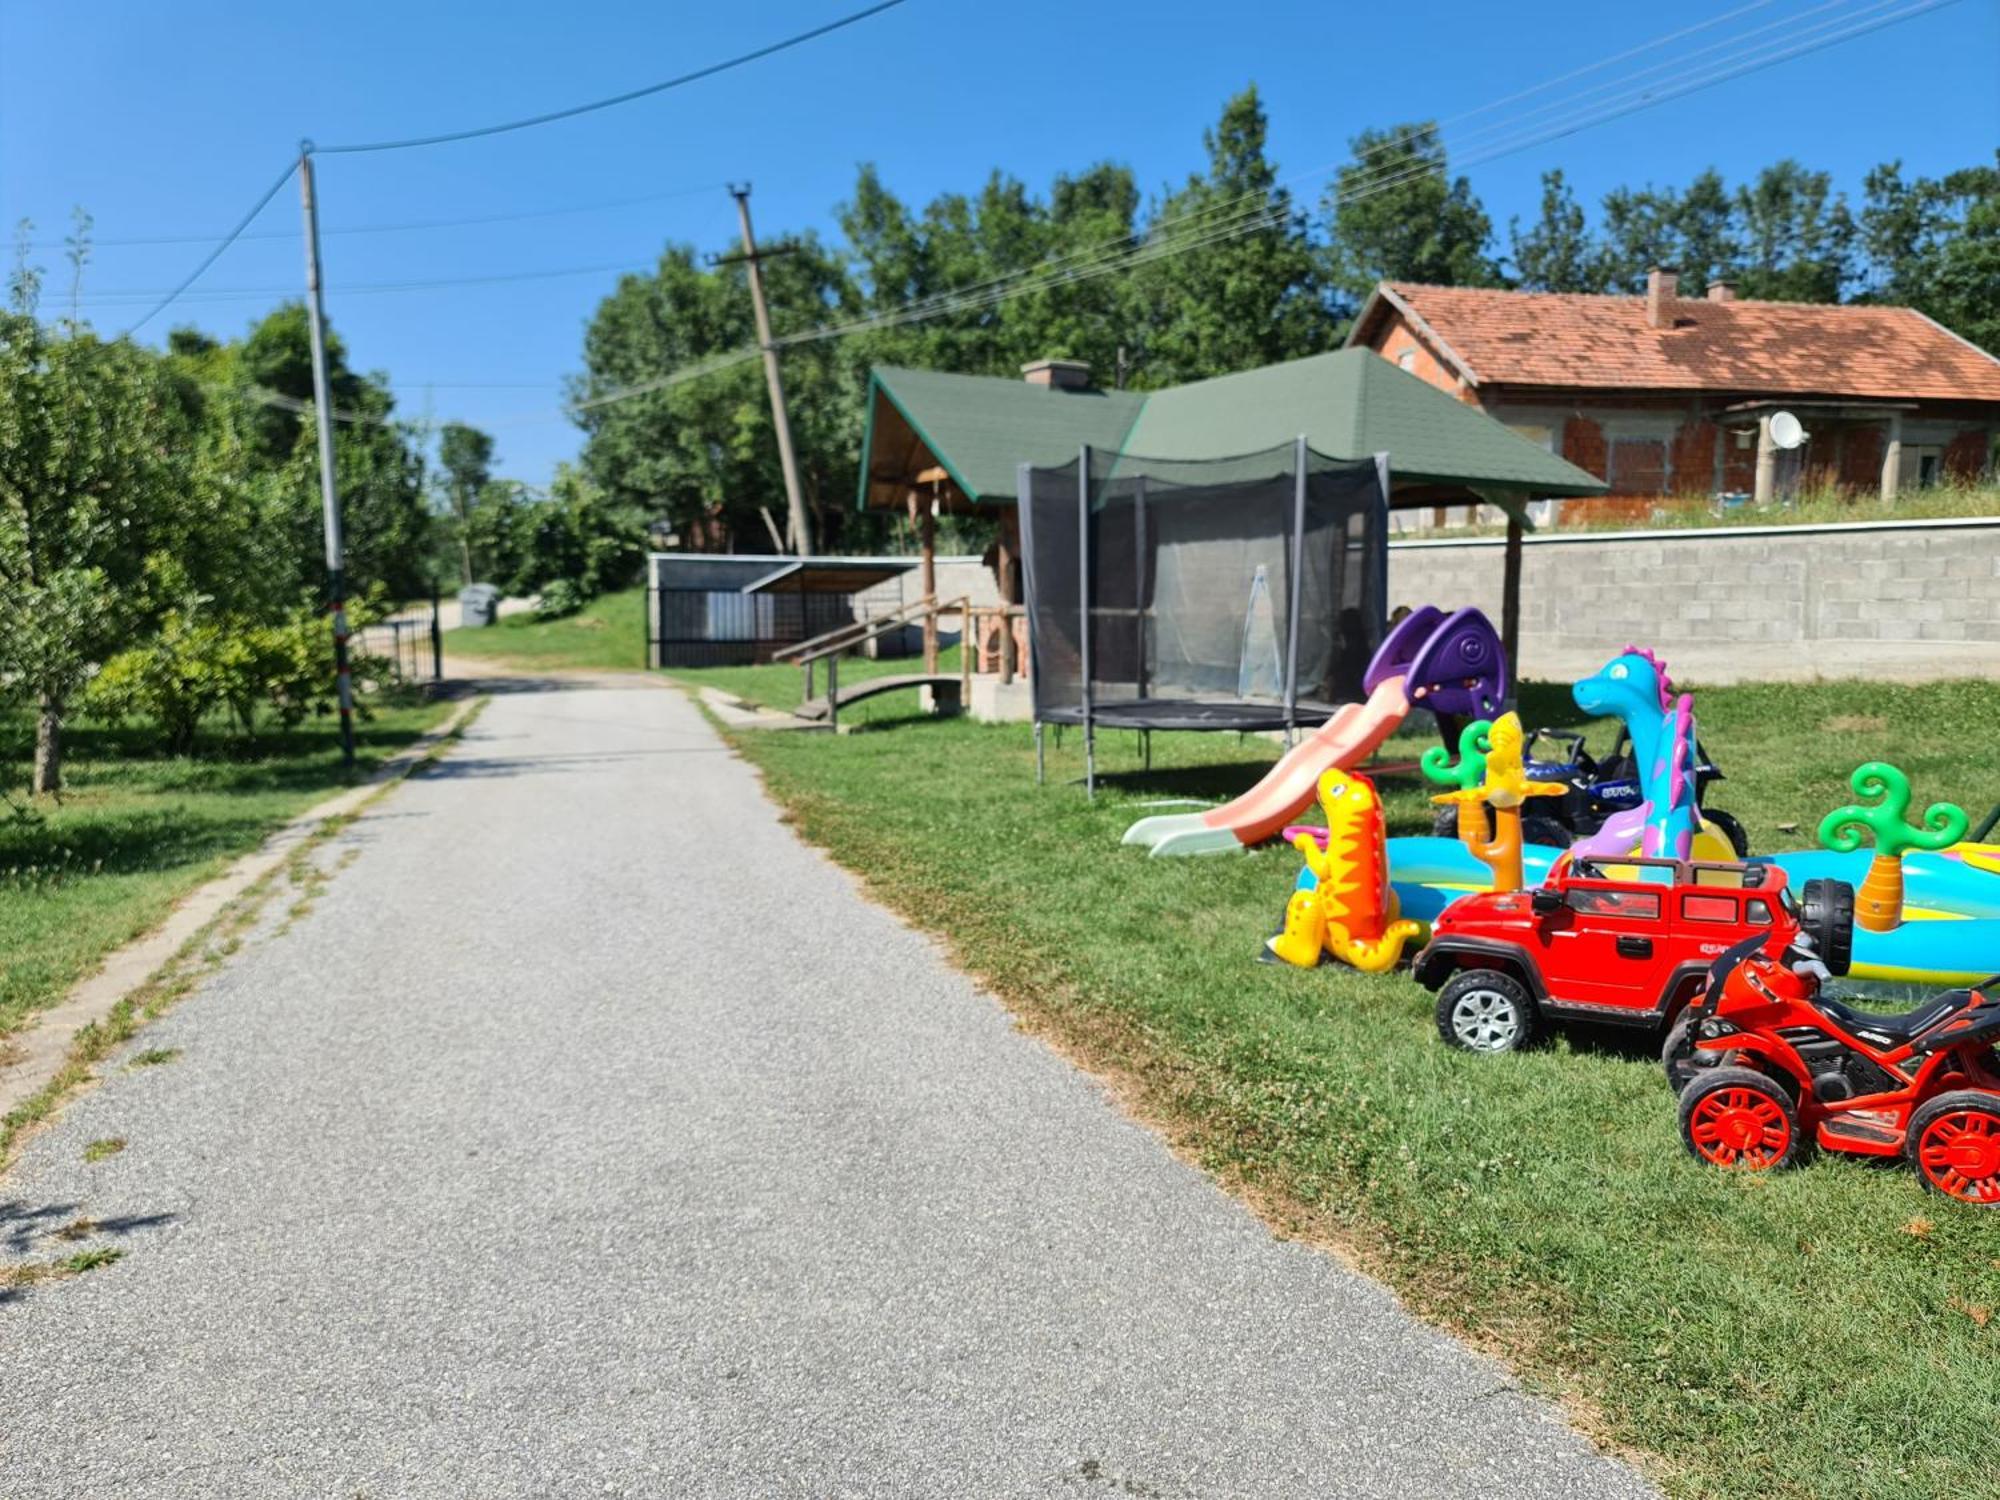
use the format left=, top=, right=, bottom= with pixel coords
left=908, top=486, right=939, bottom=674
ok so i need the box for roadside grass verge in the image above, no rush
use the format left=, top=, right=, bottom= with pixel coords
left=669, top=643, right=967, bottom=716
left=723, top=675, right=2000, bottom=1500
left=443, top=587, right=644, bottom=671
left=0, top=696, right=454, bottom=1040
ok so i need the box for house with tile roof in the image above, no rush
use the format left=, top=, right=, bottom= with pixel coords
left=1347, top=272, right=2000, bottom=515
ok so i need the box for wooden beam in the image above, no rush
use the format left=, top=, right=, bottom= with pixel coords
left=1501, top=516, right=1524, bottom=678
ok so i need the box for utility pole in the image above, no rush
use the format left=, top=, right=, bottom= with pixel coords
left=714, top=184, right=810, bottom=557
left=298, top=144, right=356, bottom=768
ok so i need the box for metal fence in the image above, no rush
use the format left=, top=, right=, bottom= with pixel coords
left=353, top=613, right=441, bottom=684
left=651, top=588, right=865, bottom=668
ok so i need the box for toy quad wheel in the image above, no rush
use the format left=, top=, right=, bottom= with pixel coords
left=1435, top=970, right=1538, bottom=1054
left=1908, top=1092, right=2000, bottom=1205
left=1703, top=809, right=1751, bottom=858
left=1679, top=1066, right=1803, bottom=1171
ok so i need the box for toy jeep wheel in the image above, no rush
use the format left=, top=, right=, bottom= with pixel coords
left=1679, top=1067, right=1802, bottom=1171
left=1909, top=1092, right=2000, bottom=1205
left=1436, top=970, right=1538, bottom=1054
left=1431, top=806, right=1494, bottom=841
left=1797, top=878, right=1855, bottom=976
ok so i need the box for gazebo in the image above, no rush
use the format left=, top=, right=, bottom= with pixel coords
left=855, top=348, right=1607, bottom=676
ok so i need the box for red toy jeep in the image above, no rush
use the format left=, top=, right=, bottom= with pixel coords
left=1411, top=854, right=1851, bottom=1055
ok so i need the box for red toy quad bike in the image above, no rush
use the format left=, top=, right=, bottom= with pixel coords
left=1665, top=901, right=2000, bottom=1205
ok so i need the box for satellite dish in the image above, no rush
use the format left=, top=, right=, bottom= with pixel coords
left=1769, top=410, right=1808, bottom=449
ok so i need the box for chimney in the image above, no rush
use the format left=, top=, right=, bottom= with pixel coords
left=1021, top=358, right=1092, bottom=391
left=1645, top=268, right=1679, bottom=328
left=1706, top=280, right=1738, bottom=303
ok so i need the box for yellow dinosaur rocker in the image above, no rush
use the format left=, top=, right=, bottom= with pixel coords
left=1431, top=711, right=1567, bottom=893
left=1268, top=768, right=1421, bottom=973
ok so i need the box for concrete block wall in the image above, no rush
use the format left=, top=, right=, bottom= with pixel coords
left=1387, top=517, right=2000, bottom=678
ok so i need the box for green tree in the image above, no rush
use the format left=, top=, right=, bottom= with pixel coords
left=438, top=421, right=494, bottom=585
left=1323, top=121, right=1502, bottom=307
left=1860, top=153, right=2000, bottom=353
left=575, top=236, right=861, bottom=551
left=1132, top=87, right=1335, bottom=384
left=1509, top=169, right=1600, bottom=292
left=1733, top=160, right=1856, bottom=303
left=0, top=302, right=195, bottom=792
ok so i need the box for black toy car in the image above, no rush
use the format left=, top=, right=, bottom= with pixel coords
left=1430, top=726, right=1750, bottom=856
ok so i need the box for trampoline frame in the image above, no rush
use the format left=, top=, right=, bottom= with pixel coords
left=1018, top=436, right=1390, bottom=797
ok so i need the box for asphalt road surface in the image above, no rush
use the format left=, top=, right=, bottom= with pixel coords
left=1, top=678, right=1656, bottom=1499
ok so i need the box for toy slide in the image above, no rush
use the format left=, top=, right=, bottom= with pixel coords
left=1121, top=606, right=1508, bottom=857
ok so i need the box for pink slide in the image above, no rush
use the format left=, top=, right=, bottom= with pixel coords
left=1119, top=606, right=1507, bottom=857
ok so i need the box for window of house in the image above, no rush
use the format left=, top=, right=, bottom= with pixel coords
left=1899, top=444, right=1944, bottom=490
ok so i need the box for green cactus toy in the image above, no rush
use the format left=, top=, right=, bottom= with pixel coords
left=1817, top=762, right=1968, bottom=932
left=1421, top=719, right=1493, bottom=847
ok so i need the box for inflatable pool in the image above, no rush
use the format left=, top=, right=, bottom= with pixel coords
left=1293, top=837, right=2000, bottom=987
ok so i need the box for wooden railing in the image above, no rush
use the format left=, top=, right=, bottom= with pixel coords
left=790, top=595, right=973, bottom=712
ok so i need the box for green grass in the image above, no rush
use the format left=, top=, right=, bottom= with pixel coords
left=670, top=643, right=967, bottom=716
left=1451, top=482, right=2000, bottom=539
left=721, top=675, right=2000, bottom=1500
left=0, top=696, right=453, bottom=1039
left=442, top=587, right=645, bottom=671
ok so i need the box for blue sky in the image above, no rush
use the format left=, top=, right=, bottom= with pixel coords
left=3, top=0, right=1994, bottom=486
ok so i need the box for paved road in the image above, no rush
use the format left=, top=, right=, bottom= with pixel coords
left=0, top=679, right=1655, bottom=1499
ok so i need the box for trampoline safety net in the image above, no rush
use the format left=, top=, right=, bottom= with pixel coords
left=1017, top=440, right=1389, bottom=731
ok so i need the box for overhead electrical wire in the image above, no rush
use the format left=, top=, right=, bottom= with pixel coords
left=562, top=0, right=1957, bottom=419
left=121, top=158, right=299, bottom=335
left=312, top=0, right=908, bottom=154
left=115, top=2, right=908, bottom=335
left=30, top=181, right=724, bottom=251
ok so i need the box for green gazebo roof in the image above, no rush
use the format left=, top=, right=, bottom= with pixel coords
left=858, top=347, right=1606, bottom=512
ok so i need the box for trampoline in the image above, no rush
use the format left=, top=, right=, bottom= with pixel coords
left=1018, top=438, right=1389, bottom=787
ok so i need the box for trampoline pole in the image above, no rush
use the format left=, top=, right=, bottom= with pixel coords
left=1035, top=721, right=1045, bottom=784
left=1283, top=433, right=1307, bottom=749
left=1078, top=442, right=1094, bottom=801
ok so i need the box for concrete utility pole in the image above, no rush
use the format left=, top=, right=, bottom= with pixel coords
left=298, top=145, right=356, bottom=767
left=718, top=184, right=810, bottom=557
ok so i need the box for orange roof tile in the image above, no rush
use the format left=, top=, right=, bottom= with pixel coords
left=1364, top=283, right=2000, bottom=402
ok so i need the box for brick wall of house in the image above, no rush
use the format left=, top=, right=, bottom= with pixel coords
left=1361, top=309, right=1466, bottom=397
left=1946, top=428, right=1991, bottom=480
left=1838, top=426, right=1884, bottom=491
left=1672, top=420, right=1717, bottom=496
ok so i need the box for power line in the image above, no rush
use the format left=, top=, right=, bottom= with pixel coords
left=121, top=158, right=298, bottom=335
left=78, top=258, right=663, bottom=307
left=313, top=0, right=910, bottom=154
left=28, top=181, right=724, bottom=251
left=568, top=0, right=1956, bottom=418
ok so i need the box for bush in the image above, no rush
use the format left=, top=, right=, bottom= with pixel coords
left=533, top=578, right=586, bottom=620
left=84, top=598, right=390, bottom=753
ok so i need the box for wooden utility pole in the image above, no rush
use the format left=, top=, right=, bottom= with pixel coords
left=714, top=185, right=810, bottom=557
left=298, top=145, right=356, bottom=768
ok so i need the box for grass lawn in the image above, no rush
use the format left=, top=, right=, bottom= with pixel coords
left=721, top=674, right=2000, bottom=1500
left=0, top=696, right=453, bottom=1040
left=443, top=587, right=645, bottom=672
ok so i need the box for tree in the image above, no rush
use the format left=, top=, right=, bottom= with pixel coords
left=0, top=302, right=195, bottom=792
left=1323, top=121, right=1502, bottom=307
left=1510, top=170, right=1600, bottom=292
left=1860, top=153, right=2000, bottom=353
left=575, top=236, right=861, bottom=552
left=438, top=421, right=494, bottom=585
left=1733, top=161, right=1856, bottom=303
left=1131, top=87, right=1335, bottom=384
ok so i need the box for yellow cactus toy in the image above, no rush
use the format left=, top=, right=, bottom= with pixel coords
left=1267, top=768, right=1421, bottom=973
left=1430, top=711, right=1567, bottom=892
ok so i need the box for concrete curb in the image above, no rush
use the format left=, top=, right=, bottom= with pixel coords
left=0, top=695, right=485, bottom=1125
